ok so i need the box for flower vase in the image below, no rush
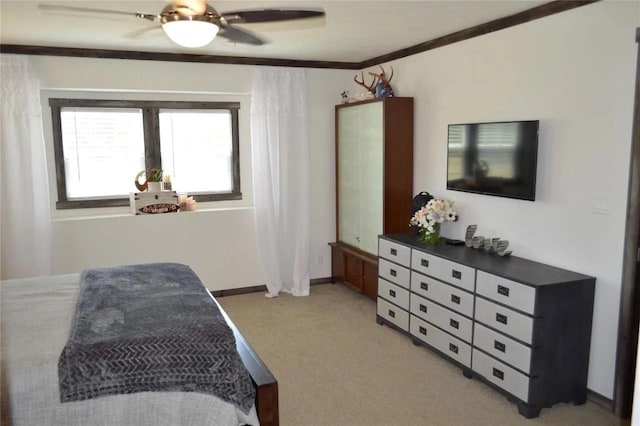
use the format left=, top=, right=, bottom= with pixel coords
left=419, top=223, right=441, bottom=245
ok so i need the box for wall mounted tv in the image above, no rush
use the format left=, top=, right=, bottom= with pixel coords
left=447, top=120, right=539, bottom=201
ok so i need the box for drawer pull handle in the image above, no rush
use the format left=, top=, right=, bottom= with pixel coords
left=452, top=270, right=462, bottom=280
left=451, top=294, right=460, bottom=304
left=497, top=285, right=510, bottom=297
left=450, top=319, right=459, bottom=329
left=390, top=269, right=397, bottom=277
left=389, top=309, right=395, bottom=318
left=419, top=326, right=427, bottom=335
left=389, top=289, right=396, bottom=298
left=494, top=340, right=506, bottom=353
left=419, top=304, right=427, bottom=313
left=449, top=343, right=459, bottom=354
left=421, top=259, right=429, bottom=267
left=390, top=248, right=397, bottom=256
left=493, top=368, right=504, bottom=380
left=496, top=313, right=508, bottom=325
left=420, top=282, right=429, bottom=291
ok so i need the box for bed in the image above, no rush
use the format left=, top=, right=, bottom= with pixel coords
left=0, top=265, right=278, bottom=426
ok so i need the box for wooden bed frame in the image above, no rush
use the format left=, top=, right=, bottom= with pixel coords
left=212, top=297, right=279, bottom=426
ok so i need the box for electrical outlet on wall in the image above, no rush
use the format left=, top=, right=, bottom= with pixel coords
left=316, top=255, right=324, bottom=265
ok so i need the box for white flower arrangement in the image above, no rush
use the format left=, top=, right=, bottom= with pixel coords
left=179, top=194, right=197, bottom=212
left=410, top=198, right=458, bottom=244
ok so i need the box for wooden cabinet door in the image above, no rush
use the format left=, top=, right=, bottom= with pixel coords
left=343, top=253, right=363, bottom=291
left=362, top=259, right=379, bottom=301
left=331, top=244, right=345, bottom=283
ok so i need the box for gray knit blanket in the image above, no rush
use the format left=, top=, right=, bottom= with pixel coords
left=58, top=263, right=255, bottom=414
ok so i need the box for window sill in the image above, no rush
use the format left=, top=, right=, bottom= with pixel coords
left=51, top=205, right=254, bottom=222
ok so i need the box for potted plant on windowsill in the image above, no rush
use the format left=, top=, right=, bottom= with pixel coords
left=134, top=168, right=163, bottom=192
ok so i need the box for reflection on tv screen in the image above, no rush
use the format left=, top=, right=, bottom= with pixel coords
left=447, top=121, right=539, bottom=201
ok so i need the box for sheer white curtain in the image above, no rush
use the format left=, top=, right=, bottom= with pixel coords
left=250, top=67, right=310, bottom=297
left=0, top=55, right=52, bottom=279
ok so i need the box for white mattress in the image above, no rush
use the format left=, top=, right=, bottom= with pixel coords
left=0, top=273, right=259, bottom=426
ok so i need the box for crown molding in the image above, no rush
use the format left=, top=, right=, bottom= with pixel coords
left=0, top=1, right=600, bottom=70
left=0, top=44, right=361, bottom=70
left=359, top=0, right=599, bottom=68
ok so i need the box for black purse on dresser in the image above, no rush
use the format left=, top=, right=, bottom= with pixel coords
left=411, top=191, right=433, bottom=216
left=411, top=191, right=433, bottom=235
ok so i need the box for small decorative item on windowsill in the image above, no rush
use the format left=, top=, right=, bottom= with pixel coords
left=162, top=174, right=172, bottom=191
left=134, top=168, right=163, bottom=192
left=409, top=198, right=458, bottom=245
left=179, top=194, right=197, bottom=212
left=147, top=181, right=162, bottom=192
left=129, top=191, right=179, bottom=215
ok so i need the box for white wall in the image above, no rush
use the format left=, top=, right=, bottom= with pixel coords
left=31, top=56, right=350, bottom=291
left=632, top=328, right=640, bottom=425
left=347, top=1, right=637, bottom=398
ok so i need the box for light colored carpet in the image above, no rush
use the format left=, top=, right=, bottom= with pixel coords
left=218, top=283, right=625, bottom=426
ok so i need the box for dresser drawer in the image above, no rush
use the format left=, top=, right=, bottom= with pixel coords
left=410, top=271, right=474, bottom=317
left=410, top=294, right=473, bottom=343
left=477, top=271, right=536, bottom=315
left=475, top=298, right=534, bottom=344
left=438, top=259, right=476, bottom=292
left=411, top=250, right=442, bottom=278
left=379, top=238, right=411, bottom=267
left=378, top=278, right=410, bottom=310
left=474, top=323, right=532, bottom=374
left=411, top=315, right=471, bottom=367
left=378, top=258, right=410, bottom=289
left=377, top=298, right=409, bottom=331
left=473, top=349, right=530, bottom=402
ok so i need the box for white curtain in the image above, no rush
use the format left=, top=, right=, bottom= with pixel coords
left=250, top=67, right=310, bottom=297
left=0, top=55, right=52, bottom=279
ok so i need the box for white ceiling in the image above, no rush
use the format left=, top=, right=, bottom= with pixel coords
left=1, top=1, right=546, bottom=63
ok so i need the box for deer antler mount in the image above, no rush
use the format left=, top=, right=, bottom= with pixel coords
left=369, top=65, right=394, bottom=98
left=353, top=65, right=395, bottom=99
left=354, top=71, right=377, bottom=95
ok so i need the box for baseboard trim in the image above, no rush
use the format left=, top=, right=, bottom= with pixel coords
left=211, top=285, right=266, bottom=298
left=211, top=277, right=333, bottom=298
left=587, top=390, right=614, bottom=412
left=310, top=277, right=334, bottom=285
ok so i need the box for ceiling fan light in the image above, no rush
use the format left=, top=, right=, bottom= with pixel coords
left=162, top=20, right=219, bottom=48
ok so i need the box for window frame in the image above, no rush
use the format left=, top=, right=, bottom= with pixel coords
left=49, top=98, right=241, bottom=209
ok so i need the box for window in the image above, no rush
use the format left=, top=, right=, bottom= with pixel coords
left=50, top=99, right=241, bottom=209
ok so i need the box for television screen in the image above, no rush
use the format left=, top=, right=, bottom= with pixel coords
left=447, top=120, right=539, bottom=201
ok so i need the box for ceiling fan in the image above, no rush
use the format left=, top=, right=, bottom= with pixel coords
left=38, top=0, right=325, bottom=48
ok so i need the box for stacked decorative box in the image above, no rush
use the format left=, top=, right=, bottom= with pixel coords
left=129, top=191, right=180, bottom=215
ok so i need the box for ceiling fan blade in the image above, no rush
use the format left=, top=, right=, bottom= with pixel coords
left=217, top=25, right=266, bottom=46
left=122, top=26, right=163, bottom=40
left=221, top=9, right=325, bottom=24
left=38, top=4, right=159, bottom=21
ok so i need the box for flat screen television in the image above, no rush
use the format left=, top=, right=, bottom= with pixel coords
left=447, top=120, right=539, bottom=201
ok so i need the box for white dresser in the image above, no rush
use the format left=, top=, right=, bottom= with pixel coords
left=376, top=239, right=411, bottom=330
left=376, top=234, right=596, bottom=419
